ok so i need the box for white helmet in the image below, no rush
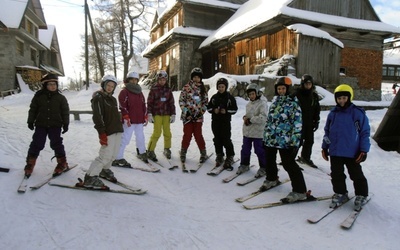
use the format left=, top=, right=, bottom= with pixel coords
left=246, top=83, right=261, bottom=97
left=126, top=71, right=139, bottom=80
left=101, top=74, right=117, bottom=90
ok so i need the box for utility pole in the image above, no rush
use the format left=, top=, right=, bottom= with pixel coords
left=85, top=0, right=89, bottom=90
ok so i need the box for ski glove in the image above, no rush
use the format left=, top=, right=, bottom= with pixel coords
left=144, top=114, right=148, bottom=126
left=28, top=123, right=34, bottom=131
left=170, top=115, right=176, bottom=123
left=244, top=117, right=252, bottom=126
left=321, top=148, right=329, bottom=161
left=355, top=151, right=367, bottom=163
left=313, top=122, right=319, bottom=132
left=148, top=114, right=154, bottom=123
left=99, top=133, right=108, bottom=146
left=123, top=115, right=131, bottom=127
left=62, top=125, right=69, bottom=134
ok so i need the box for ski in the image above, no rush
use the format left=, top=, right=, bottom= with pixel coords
left=207, top=156, right=238, bottom=176
left=222, top=165, right=255, bottom=183
left=307, top=195, right=355, bottom=224
left=130, top=165, right=160, bottom=173
left=48, top=180, right=147, bottom=195
left=0, top=167, right=10, bottom=173
left=296, top=156, right=318, bottom=168
left=30, top=164, right=79, bottom=190
left=149, top=159, right=165, bottom=168
left=189, top=153, right=214, bottom=173
left=243, top=193, right=331, bottom=210
left=236, top=174, right=263, bottom=186
left=17, top=175, right=30, bottom=193
left=163, top=155, right=179, bottom=170
left=235, top=179, right=290, bottom=203
left=340, top=194, right=373, bottom=229
left=100, top=177, right=142, bottom=192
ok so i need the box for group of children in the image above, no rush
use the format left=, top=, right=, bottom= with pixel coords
left=24, top=70, right=370, bottom=209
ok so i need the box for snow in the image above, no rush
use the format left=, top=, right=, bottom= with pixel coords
left=0, top=80, right=399, bottom=249
left=0, top=0, right=29, bottom=28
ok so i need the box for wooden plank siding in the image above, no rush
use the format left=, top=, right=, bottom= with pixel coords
left=288, top=0, right=380, bottom=21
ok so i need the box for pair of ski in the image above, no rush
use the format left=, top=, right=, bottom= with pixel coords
left=307, top=194, right=373, bottom=229
left=18, top=164, right=79, bottom=193
left=115, top=160, right=161, bottom=173
left=179, top=153, right=214, bottom=173
left=49, top=177, right=146, bottom=195
left=206, top=157, right=239, bottom=176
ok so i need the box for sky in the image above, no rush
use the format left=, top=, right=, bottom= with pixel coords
left=0, top=75, right=399, bottom=249
left=39, top=0, right=400, bottom=83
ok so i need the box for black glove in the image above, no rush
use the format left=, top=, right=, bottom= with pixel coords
left=313, top=122, right=319, bottom=132
left=355, top=151, right=367, bottom=163
left=244, top=118, right=251, bottom=126
left=322, top=148, right=329, bottom=161
left=28, top=123, right=34, bottom=131
left=62, top=125, right=69, bottom=134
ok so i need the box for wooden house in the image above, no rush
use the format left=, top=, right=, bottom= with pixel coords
left=0, top=0, right=64, bottom=93
left=199, top=0, right=400, bottom=101
left=142, top=0, right=247, bottom=90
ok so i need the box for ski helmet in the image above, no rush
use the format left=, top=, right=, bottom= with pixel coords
left=300, top=74, right=314, bottom=86
left=334, top=84, right=353, bottom=101
left=41, top=73, right=59, bottom=88
left=216, top=78, right=228, bottom=90
left=246, top=83, right=261, bottom=97
left=157, top=70, right=168, bottom=80
left=101, top=74, right=118, bottom=91
left=190, top=67, right=203, bottom=80
left=126, top=71, right=139, bottom=80
left=274, top=76, right=292, bottom=95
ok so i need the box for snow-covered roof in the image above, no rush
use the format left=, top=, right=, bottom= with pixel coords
left=287, top=24, right=344, bottom=48
left=200, top=0, right=400, bottom=48
left=383, top=48, right=400, bottom=65
left=39, top=25, right=55, bottom=50
left=158, top=0, right=240, bottom=24
left=0, top=0, right=28, bottom=28
left=142, top=26, right=214, bottom=56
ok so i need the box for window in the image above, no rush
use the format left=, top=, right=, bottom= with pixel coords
left=30, top=47, right=37, bottom=62
left=16, top=38, right=24, bottom=56
left=236, top=54, right=245, bottom=65
left=382, top=66, right=387, bottom=76
left=173, top=15, right=178, bottom=28
left=25, top=18, right=38, bottom=38
left=158, top=57, right=162, bottom=69
left=396, top=67, right=400, bottom=76
left=388, top=66, right=395, bottom=76
left=163, top=22, right=169, bottom=35
left=166, top=54, right=170, bottom=66
left=256, top=50, right=261, bottom=60
left=172, top=48, right=176, bottom=59
left=261, top=49, right=266, bottom=59
left=340, top=67, right=346, bottom=75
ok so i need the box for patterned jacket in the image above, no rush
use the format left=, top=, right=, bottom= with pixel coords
left=322, top=103, right=370, bottom=158
left=263, top=95, right=302, bottom=148
left=147, top=83, right=175, bottom=116
left=91, top=90, right=123, bottom=136
left=28, top=89, right=69, bottom=128
left=179, top=80, right=208, bottom=123
left=243, top=97, right=268, bottom=139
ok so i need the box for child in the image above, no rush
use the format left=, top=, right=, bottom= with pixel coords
left=146, top=70, right=176, bottom=161
left=262, top=77, right=306, bottom=203
left=207, top=78, right=238, bottom=170
left=236, top=83, right=268, bottom=177
left=113, top=71, right=148, bottom=167
left=294, top=74, right=320, bottom=168
left=179, top=67, right=208, bottom=163
left=24, top=73, right=70, bottom=177
left=322, top=84, right=370, bottom=211
left=82, top=75, right=123, bottom=189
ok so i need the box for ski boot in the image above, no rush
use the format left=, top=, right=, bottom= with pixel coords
left=163, top=148, right=172, bottom=159
left=112, top=158, right=131, bottom=168
left=147, top=151, right=158, bottom=162
left=236, top=165, right=249, bottom=174
left=99, top=168, right=117, bottom=183
left=329, top=193, right=349, bottom=208
left=180, top=148, right=187, bottom=163
left=199, top=149, right=207, bottom=163
left=53, top=155, right=69, bottom=176
left=83, top=174, right=108, bottom=189
left=223, top=156, right=234, bottom=171
left=24, top=155, right=37, bottom=177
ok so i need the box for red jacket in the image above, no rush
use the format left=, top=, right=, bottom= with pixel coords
left=147, top=84, right=175, bottom=116
left=118, top=87, right=147, bottom=124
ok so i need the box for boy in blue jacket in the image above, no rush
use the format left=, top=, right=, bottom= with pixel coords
left=322, top=84, right=370, bottom=211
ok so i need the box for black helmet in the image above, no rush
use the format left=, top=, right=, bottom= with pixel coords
left=300, top=74, right=314, bottom=86
left=190, top=67, right=203, bottom=80
left=216, top=78, right=228, bottom=90
left=41, top=73, right=59, bottom=89
left=274, top=77, right=292, bottom=96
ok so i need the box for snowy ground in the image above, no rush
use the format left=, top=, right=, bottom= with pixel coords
left=0, top=82, right=399, bottom=249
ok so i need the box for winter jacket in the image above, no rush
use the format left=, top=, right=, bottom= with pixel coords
left=263, top=95, right=302, bottom=148
left=147, top=83, right=175, bottom=116
left=91, top=90, right=123, bottom=136
left=118, top=83, right=147, bottom=124
left=207, top=91, right=238, bottom=123
left=27, top=89, right=69, bottom=128
left=179, top=80, right=208, bottom=123
left=294, top=88, right=320, bottom=128
left=243, top=97, right=267, bottom=139
left=322, top=103, right=370, bottom=158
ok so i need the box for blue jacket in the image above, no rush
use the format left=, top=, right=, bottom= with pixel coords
left=263, top=95, right=302, bottom=149
left=322, top=103, right=370, bottom=158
